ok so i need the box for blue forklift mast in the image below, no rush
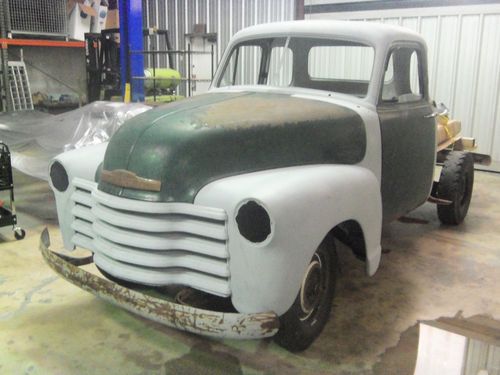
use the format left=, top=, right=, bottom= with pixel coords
left=118, top=0, right=144, bottom=102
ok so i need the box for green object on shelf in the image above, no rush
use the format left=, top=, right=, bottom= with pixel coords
left=144, top=68, right=181, bottom=91
left=145, top=95, right=184, bottom=104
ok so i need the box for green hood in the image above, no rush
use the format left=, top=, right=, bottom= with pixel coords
left=99, top=92, right=366, bottom=202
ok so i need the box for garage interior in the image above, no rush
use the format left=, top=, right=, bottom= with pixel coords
left=0, top=0, right=499, bottom=374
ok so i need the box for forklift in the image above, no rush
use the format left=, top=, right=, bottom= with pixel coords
left=84, top=28, right=181, bottom=103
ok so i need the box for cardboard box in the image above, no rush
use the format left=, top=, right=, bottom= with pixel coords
left=67, top=0, right=97, bottom=41
left=91, top=3, right=108, bottom=33
left=105, top=8, right=119, bottom=30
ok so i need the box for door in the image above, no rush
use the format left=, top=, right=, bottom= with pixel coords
left=377, top=45, right=436, bottom=222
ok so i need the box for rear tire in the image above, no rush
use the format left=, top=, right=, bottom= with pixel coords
left=437, top=151, right=474, bottom=225
left=274, top=239, right=337, bottom=352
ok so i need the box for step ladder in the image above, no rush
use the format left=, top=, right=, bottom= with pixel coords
left=7, top=61, right=33, bottom=111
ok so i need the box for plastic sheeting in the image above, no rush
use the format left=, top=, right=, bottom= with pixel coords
left=0, top=101, right=151, bottom=180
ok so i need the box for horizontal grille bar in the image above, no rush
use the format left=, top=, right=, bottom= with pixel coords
left=93, top=236, right=230, bottom=277
left=72, top=233, right=94, bottom=250
left=73, top=178, right=97, bottom=192
left=94, top=252, right=231, bottom=297
left=92, top=220, right=228, bottom=258
left=93, top=188, right=227, bottom=220
left=92, top=202, right=227, bottom=240
left=71, top=190, right=93, bottom=207
left=71, top=204, right=94, bottom=223
left=71, top=219, right=94, bottom=239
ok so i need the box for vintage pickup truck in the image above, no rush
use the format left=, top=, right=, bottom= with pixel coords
left=40, top=20, right=489, bottom=351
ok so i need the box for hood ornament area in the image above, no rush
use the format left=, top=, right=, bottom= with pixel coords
left=101, top=169, right=162, bottom=192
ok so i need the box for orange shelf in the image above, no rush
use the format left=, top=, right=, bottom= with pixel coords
left=0, top=38, right=85, bottom=49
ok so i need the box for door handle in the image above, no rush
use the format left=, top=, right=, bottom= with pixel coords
left=425, top=103, right=449, bottom=118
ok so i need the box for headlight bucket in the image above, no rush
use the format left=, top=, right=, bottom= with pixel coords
left=235, top=200, right=272, bottom=243
left=50, top=161, right=69, bottom=192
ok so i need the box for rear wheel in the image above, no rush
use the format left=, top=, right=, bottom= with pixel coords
left=437, top=151, right=474, bottom=225
left=274, top=239, right=337, bottom=352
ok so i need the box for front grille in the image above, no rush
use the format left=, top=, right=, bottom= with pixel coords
left=69, top=178, right=230, bottom=297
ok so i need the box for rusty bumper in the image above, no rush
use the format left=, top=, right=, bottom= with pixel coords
left=39, top=228, right=279, bottom=339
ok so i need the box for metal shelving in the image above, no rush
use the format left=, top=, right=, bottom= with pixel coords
left=7, top=0, right=67, bottom=37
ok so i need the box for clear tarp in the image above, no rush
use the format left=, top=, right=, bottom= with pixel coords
left=0, top=101, right=151, bottom=180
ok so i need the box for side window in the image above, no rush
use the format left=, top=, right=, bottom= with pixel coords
left=384, top=55, right=394, bottom=83
left=381, top=47, right=423, bottom=103
left=409, top=51, right=420, bottom=94
left=219, top=45, right=262, bottom=87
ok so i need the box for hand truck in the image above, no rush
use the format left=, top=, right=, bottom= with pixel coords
left=0, top=142, right=25, bottom=240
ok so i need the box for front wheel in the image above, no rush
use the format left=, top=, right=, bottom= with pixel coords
left=96, top=266, right=143, bottom=289
left=274, top=239, right=337, bottom=352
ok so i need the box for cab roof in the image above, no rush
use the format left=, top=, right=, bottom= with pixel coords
left=231, top=20, right=425, bottom=49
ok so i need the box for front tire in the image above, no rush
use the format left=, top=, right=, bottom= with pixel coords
left=437, top=151, right=474, bottom=225
left=96, top=266, right=143, bottom=289
left=274, top=239, right=337, bottom=352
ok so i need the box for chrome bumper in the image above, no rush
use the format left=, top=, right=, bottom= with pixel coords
left=40, top=228, right=279, bottom=339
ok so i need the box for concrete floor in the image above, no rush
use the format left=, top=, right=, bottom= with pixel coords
left=1, top=170, right=499, bottom=375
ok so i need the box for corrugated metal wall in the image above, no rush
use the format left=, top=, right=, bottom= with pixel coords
left=307, top=4, right=500, bottom=168
left=464, top=338, right=500, bottom=375
left=142, top=0, right=296, bottom=96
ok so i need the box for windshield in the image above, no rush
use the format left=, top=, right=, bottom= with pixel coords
left=217, top=37, right=374, bottom=98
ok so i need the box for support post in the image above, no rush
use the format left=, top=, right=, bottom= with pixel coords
left=119, top=0, right=144, bottom=102
left=187, top=43, right=191, bottom=97
left=152, top=43, right=156, bottom=102
left=211, top=44, right=214, bottom=79
left=295, top=0, right=305, bottom=20
left=0, top=0, right=12, bottom=111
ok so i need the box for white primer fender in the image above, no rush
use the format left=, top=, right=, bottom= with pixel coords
left=49, top=142, right=109, bottom=250
left=195, top=164, right=382, bottom=315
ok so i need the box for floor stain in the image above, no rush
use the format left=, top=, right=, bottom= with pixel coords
left=161, top=342, right=243, bottom=375
left=0, top=276, right=58, bottom=320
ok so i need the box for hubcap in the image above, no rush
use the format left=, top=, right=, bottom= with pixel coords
left=299, top=254, right=324, bottom=321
